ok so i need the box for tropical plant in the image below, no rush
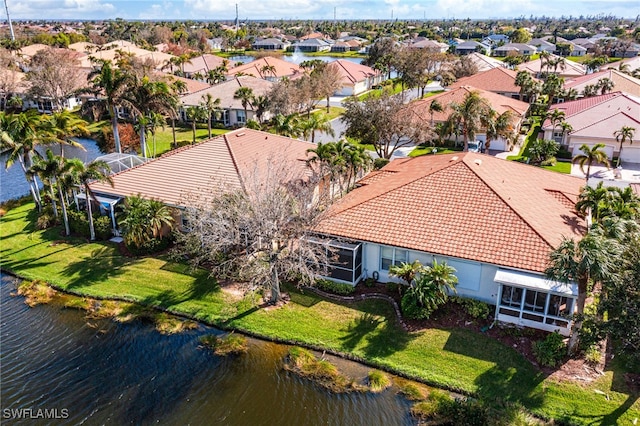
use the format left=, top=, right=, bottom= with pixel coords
left=68, top=159, right=114, bottom=240
left=389, top=260, right=424, bottom=285
left=120, top=195, right=175, bottom=250
left=200, top=93, right=221, bottom=138
left=613, top=126, right=635, bottom=167
left=428, top=99, right=443, bottom=126
left=446, top=91, right=492, bottom=152
left=529, top=138, right=559, bottom=165
left=234, top=87, right=254, bottom=123
left=485, top=110, right=514, bottom=153
left=251, top=95, right=269, bottom=124
left=300, top=114, right=334, bottom=143
left=400, top=259, right=458, bottom=320
left=272, top=113, right=302, bottom=138
left=41, top=110, right=89, bottom=157
left=88, top=59, right=131, bottom=153
left=185, top=106, right=206, bottom=144
left=572, top=143, right=610, bottom=182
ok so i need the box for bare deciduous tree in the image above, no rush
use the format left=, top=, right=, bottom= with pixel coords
left=175, top=159, right=331, bottom=304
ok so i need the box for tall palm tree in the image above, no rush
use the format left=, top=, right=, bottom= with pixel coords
left=169, top=79, right=188, bottom=148
left=546, top=229, right=619, bottom=353
left=27, top=148, right=60, bottom=218
left=88, top=59, right=131, bottom=154
left=446, top=91, right=491, bottom=152
left=558, top=121, right=573, bottom=146
left=42, top=110, right=89, bottom=157
left=185, top=106, right=206, bottom=144
left=200, top=93, right=221, bottom=138
left=126, top=75, right=176, bottom=158
left=613, top=126, right=635, bottom=167
left=68, top=158, right=114, bottom=240
left=300, top=114, right=335, bottom=143
left=428, top=99, right=443, bottom=126
left=147, top=112, right=166, bottom=158
left=485, top=110, right=513, bottom=153
left=572, top=143, right=611, bottom=182
left=260, top=64, right=277, bottom=79
left=272, top=113, right=302, bottom=138
left=234, top=87, right=254, bottom=124
left=545, top=108, right=566, bottom=140
left=1, top=111, right=46, bottom=210
left=596, top=77, right=615, bottom=95
left=251, top=95, right=269, bottom=124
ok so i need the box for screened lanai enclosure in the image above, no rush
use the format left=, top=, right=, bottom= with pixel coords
left=311, top=237, right=363, bottom=285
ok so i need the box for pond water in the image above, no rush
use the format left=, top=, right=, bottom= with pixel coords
left=0, top=138, right=102, bottom=203
left=0, top=273, right=416, bottom=425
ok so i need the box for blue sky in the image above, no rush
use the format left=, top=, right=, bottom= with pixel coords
left=5, top=0, right=638, bottom=21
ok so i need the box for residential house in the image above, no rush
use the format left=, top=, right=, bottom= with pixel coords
left=518, top=55, right=586, bottom=79
left=178, top=54, right=227, bottom=78
left=563, top=69, right=640, bottom=98
left=293, top=38, right=332, bottom=52
left=450, top=67, right=533, bottom=100
left=407, top=85, right=530, bottom=151
left=330, top=40, right=362, bottom=53
left=326, top=60, right=383, bottom=96
left=528, top=38, right=556, bottom=54
left=492, top=43, right=537, bottom=57
left=464, top=52, right=505, bottom=72
left=226, top=56, right=302, bottom=81
left=252, top=38, right=290, bottom=51
left=455, top=40, right=490, bottom=56
left=179, top=75, right=274, bottom=126
left=600, top=56, right=640, bottom=73
left=87, top=128, right=318, bottom=227
left=483, top=34, right=510, bottom=46
left=542, top=92, right=640, bottom=163
left=407, top=38, right=449, bottom=53
left=314, top=153, right=584, bottom=335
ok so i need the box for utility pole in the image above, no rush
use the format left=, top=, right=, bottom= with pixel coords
left=4, top=0, right=15, bottom=41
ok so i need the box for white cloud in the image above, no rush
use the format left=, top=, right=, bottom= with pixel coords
left=10, top=0, right=116, bottom=19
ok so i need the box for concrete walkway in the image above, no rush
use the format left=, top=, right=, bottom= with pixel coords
left=571, top=162, right=640, bottom=188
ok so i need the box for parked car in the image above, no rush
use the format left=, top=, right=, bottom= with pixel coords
left=468, top=140, right=484, bottom=153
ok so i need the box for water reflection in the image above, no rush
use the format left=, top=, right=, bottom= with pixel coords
left=0, top=274, right=414, bottom=425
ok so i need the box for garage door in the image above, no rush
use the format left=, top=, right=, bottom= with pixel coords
left=620, top=146, right=640, bottom=164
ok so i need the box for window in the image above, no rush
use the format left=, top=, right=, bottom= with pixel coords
left=553, top=131, right=564, bottom=144
left=523, top=289, right=547, bottom=313
left=500, top=285, right=523, bottom=308
left=236, top=109, right=246, bottom=124
left=380, top=246, right=408, bottom=271
left=547, top=295, right=573, bottom=318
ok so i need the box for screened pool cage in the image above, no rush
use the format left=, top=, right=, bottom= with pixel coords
left=308, top=236, right=363, bottom=285
left=94, top=153, right=149, bottom=174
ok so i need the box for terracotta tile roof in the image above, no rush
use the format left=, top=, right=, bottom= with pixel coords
left=547, top=92, right=620, bottom=117
left=518, top=57, right=586, bottom=77
left=181, top=54, right=226, bottom=74
left=465, top=52, right=505, bottom=72
left=226, top=56, right=302, bottom=80
left=315, top=153, right=585, bottom=273
left=563, top=69, right=640, bottom=97
left=156, top=72, right=211, bottom=95
left=450, top=67, right=526, bottom=93
left=327, top=59, right=380, bottom=85
left=408, top=85, right=530, bottom=123
left=88, top=128, right=315, bottom=207
left=179, top=75, right=274, bottom=110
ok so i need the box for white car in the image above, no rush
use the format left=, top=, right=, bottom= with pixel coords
left=468, top=140, right=484, bottom=153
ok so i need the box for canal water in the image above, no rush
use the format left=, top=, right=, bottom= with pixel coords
left=1, top=138, right=102, bottom=203
left=0, top=273, right=416, bottom=425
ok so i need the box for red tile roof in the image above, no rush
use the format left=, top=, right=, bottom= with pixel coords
left=315, top=153, right=585, bottom=273
left=450, top=67, right=526, bottom=93
left=89, top=128, right=315, bottom=207
left=327, top=59, right=379, bottom=85
left=226, top=56, right=302, bottom=79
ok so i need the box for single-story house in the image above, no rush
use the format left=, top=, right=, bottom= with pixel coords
left=450, top=67, right=535, bottom=100
left=492, top=43, right=537, bottom=57
left=483, top=34, right=510, bottom=46
left=330, top=40, right=362, bottom=53
left=407, top=38, right=449, bottom=53
left=563, top=69, right=640, bottom=98
left=464, top=52, right=505, bottom=72
left=88, top=128, right=319, bottom=225
left=179, top=75, right=274, bottom=126
left=293, top=38, right=332, bottom=52
left=178, top=54, right=227, bottom=79
left=542, top=92, right=640, bottom=164
left=407, top=85, right=530, bottom=151
left=252, top=38, right=290, bottom=51
left=226, top=56, right=302, bottom=82
left=326, top=60, right=384, bottom=96
left=314, top=153, right=585, bottom=335
left=518, top=55, right=586, bottom=79
left=455, top=40, right=490, bottom=56
left=600, top=56, right=640, bottom=73
left=528, top=38, right=556, bottom=54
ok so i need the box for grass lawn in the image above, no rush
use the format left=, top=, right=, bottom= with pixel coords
left=409, top=146, right=460, bottom=157
left=1, top=202, right=639, bottom=425
left=542, top=161, right=572, bottom=174
left=150, top=126, right=229, bottom=156
left=311, top=106, right=345, bottom=122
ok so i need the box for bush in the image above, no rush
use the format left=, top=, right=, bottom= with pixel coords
left=373, top=158, right=389, bottom=170
left=584, top=344, right=602, bottom=366
left=199, top=333, right=248, bottom=356
left=401, top=292, right=434, bottom=320
left=363, top=277, right=376, bottom=288
left=367, top=370, right=391, bottom=392
left=533, top=331, right=566, bottom=367
left=314, top=279, right=355, bottom=296
left=126, top=235, right=172, bottom=255
left=36, top=210, right=57, bottom=229
left=452, top=297, right=491, bottom=319
left=68, top=210, right=112, bottom=240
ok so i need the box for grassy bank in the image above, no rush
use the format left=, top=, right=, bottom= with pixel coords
left=1, top=203, right=638, bottom=424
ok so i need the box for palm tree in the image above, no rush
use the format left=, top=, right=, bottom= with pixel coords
left=27, top=148, right=60, bottom=218
left=185, top=106, right=206, bottom=144
left=1, top=111, right=46, bottom=210
left=120, top=195, right=174, bottom=249
left=234, top=87, right=254, bottom=123
left=169, top=79, right=188, bottom=148
left=146, top=112, right=166, bottom=158
left=389, top=260, right=424, bottom=285
left=88, top=59, right=131, bottom=154
left=200, top=93, right=221, bottom=138
left=251, top=95, right=269, bottom=124
left=545, top=108, right=566, bottom=139
left=485, top=110, right=514, bottom=153
left=575, top=183, right=615, bottom=224
left=42, top=110, right=89, bottom=157
left=613, top=126, right=635, bottom=167
left=300, top=114, right=335, bottom=143
left=260, top=64, right=277, bottom=79
left=126, top=75, right=176, bottom=158
left=446, top=91, right=491, bottom=152
left=428, top=99, right=443, bottom=126
left=68, top=158, right=114, bottom=240
left=546, top=229, right=620, bottom=353
left=272, top=113, right=302, bottom=138
left=596, top=77, right=615, bottom=95
left=572, top=143, right=611, bottom=182
left=558, top=121, right=573, bottom=146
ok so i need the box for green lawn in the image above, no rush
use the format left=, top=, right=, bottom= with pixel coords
left=1, top=203, right=639, bottom=425
left=150, top=126, right=229, bottom=156
left=409, top=146, right=460, bottom=157
left=542, top=161, right=572, bottom=174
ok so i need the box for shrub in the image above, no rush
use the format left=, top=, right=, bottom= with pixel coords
left=373, top=158, right=389, bottom=170
left=36, top=210, right=57, bottom=229
left=533, top=331, right=566, bottom=367
left=126, top=235, right=172, bottom=255
left=314, top=279, right=355, bottom=296
left=401, top=292, right=434, bottom=320
left=199, top=333, right=248, bottom=356
left=584, top=344, right=602, bottom=366
left=363, top=277, right=376, bottom=288
left=68, top=210, right=112, bottom=240
left=452, top=297, right=491, bottom=319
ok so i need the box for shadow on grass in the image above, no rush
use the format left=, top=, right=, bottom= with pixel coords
left=340, top=313, right=382, bottom=352
left=597, top=353, right=640, bottom=425
left=159, top=260, right=219, bottom=300
left=61, top=245, right=143, bottom=289
left=443, top=329, right=546, bottom=410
